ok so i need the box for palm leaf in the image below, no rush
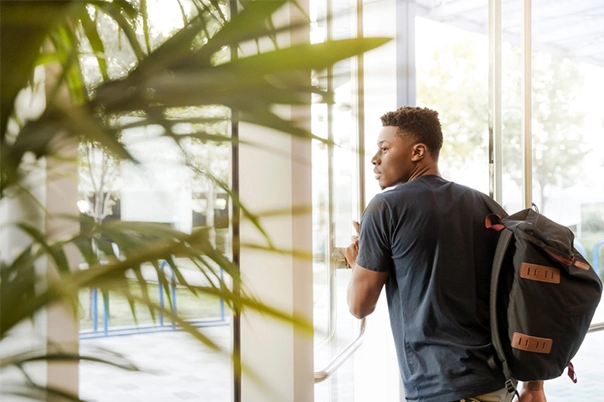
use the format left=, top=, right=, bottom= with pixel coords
left=0, top=1, right=74, bottom=138
left=2, top=348, right=139, bottom=402
left=48, top=24, right=87, bottom=104
left=78, top=7, right=110, bottom=81
left=190, top=0, right=286, bottom=61
left=1, top=1, right=391, bottom=399
left=91, top=0, right=145, bottom=60
left=16, top=223, right=70, bottom=274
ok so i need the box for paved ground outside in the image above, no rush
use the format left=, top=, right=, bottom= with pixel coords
left=80, top=323, right=604, bottom=401
left=80, top=326, right=232, bottom=402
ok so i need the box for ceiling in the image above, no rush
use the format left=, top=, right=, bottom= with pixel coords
left=415, top=0, right=604, bottom=68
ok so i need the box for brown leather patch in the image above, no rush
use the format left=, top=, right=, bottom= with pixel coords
left=511, top=332, right=553, bottom=354
left=573, top=260, right=590, bottom=270
left=519, top=262, right=560, bottom=284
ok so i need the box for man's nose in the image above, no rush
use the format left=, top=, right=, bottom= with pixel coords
left=371, top=153, right=379, bottom=165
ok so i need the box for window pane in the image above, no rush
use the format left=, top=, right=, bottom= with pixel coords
left=531, top=3, right=604, bottom=326
left=416, top=17, right=490, bottom=193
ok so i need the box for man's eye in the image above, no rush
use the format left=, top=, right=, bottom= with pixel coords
left=381, top=147, right=387, bottom=152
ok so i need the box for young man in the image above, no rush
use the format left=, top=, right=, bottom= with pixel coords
left=344, top=106, right=546, bottom=402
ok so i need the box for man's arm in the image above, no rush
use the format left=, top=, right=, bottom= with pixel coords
left=347, top=263, right=389, bottom=319
left=519, top=380, right=546, bottom=402
left=345, top=221, right=389, bottom=319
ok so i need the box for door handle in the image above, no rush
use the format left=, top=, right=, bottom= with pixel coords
left=588, top=322, right=604, bottom=333
left=314, top=317, right=366, bottom=383
left=314, top=245, right=366, bottom=383
left=331, top=247, right=350, bottom=269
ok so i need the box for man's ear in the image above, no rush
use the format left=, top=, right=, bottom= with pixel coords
left=411, top=143, right=427, bottom=161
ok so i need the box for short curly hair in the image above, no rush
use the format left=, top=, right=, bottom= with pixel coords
left=380, top=106, right=443, bottom=158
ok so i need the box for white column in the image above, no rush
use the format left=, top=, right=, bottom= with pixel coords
left=238, top=122, right=313, bottom=401
left=44, top=139, right=80, bottom=397
left=237, top=3, right=314, bottom=401
left=0, top=65, right=79, bottom=397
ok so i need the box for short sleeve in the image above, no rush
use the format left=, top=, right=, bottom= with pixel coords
left=356, top=196, right=394, bottom=273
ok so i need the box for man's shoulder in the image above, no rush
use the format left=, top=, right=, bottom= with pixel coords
left=440, top=178, right=489, bottom=201
left=410, top=175, right=486, bottom=197
left=370, top=176, right=488, bottom=207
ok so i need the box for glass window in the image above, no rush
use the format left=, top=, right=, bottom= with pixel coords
left=416, top=3, right=604, bottom=399
left=530, top=4, right=604, bottom=292
left=77, top=2, right=233, bottom=400
left=416, top=16, right=490, bottom=193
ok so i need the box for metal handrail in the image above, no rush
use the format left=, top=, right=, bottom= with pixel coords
left=588, top=321, right=604, bottom=333
left=314, top=317, right=366, bottom=383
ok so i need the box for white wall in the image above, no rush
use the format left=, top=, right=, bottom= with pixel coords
left=120, top=123, right=192, bottom=233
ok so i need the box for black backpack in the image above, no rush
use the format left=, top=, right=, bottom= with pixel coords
left=481, top=194, right=602, bottom=394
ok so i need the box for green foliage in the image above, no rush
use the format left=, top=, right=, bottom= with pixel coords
left=0, top=0, right=389, bottom=399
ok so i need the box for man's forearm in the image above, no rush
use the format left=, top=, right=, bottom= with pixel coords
left=518, top=380, right=546, bottom=402
left=523, top=381, right=544, bottom=391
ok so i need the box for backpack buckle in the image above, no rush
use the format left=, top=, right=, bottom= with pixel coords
left=505, top=378, right=517, bottom=394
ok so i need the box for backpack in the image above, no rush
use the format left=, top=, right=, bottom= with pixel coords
left=481, top=194, right=602, bottom=394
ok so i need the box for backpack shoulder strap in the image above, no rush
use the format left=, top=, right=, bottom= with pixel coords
left=480, top=192, right=517, bottom=393
left=480, top=192, right=509, bottom=218
left=489, top=228, right=518, bottom=394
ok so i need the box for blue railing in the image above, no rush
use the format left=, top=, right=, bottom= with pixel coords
left=575, top=240, right=602, bottom=278
left=80, top=261, right=228, bottom=339
left=575, top=241, right=587, bottom=259
left=158, top=260, right=177, bottom=328
left=593, top=240, right=604, bottom=278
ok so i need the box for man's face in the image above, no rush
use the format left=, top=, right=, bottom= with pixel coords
left=371, top=126, right=416, bottom=189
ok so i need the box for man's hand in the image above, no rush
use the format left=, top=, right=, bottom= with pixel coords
left=345, top=221, right=360, bottom=268
left=518, top=381, right=546, bottom=402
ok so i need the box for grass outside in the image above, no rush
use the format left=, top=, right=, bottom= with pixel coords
left=79, top=283, right=226, bottom=331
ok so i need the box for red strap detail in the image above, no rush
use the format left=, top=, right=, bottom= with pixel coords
left=485, top=213, right=505, bottom=231
left=544, top=248, right=574, bottom=266
left=567, top=362, right=577, bottom=383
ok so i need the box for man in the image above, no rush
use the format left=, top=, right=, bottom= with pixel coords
left=344, top=106, right=546, bottom=402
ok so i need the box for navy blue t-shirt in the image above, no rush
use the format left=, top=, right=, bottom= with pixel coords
left=356, top=175, right=505, bottom=402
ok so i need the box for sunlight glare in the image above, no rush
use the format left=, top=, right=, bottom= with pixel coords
left=147, top=0, right=187, bottom=35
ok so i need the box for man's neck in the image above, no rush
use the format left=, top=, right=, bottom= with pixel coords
left=408, top=162, right=440, bottom=181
